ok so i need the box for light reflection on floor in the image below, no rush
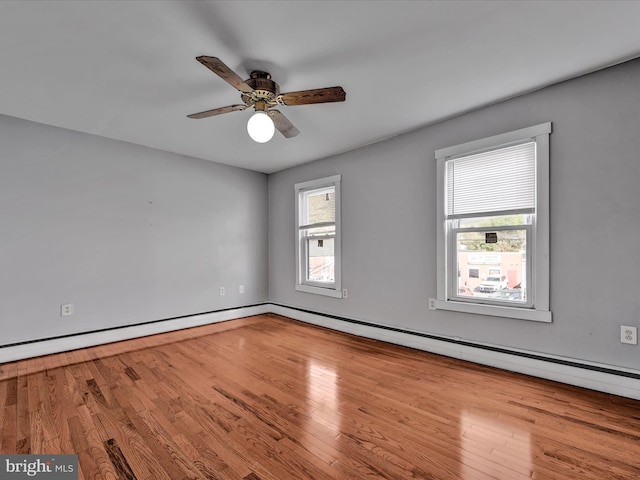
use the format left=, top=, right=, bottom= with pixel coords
left=307, top=359, right=342, bottom=434
left=461, top=411, right=532, bottom=479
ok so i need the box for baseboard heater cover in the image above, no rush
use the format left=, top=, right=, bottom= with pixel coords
left=269, top=303, right=640, bottom=401
left=2, top=302, right=639, bottom=400
left=0, top=304, right=271, bottom=364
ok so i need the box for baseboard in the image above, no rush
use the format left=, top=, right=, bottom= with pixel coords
left=3, top=302, right=639, bottom=401
left=269, top=303, right=640, bottom=400
left=0, top=304, right=270, bottom=364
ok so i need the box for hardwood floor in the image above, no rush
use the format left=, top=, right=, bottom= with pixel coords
left=1, top=313, right=639, bottom=479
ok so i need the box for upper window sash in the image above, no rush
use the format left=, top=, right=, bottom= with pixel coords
left=447, top=208, right=534, bottom=221
left=299, top=221, right=335, bottom=230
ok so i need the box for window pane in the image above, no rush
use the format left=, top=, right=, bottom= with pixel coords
left=455, top=229, right=527, bottom=303
left=304, top=187, right=335, bottom=224
left=307, top=237, right=335, bottom=283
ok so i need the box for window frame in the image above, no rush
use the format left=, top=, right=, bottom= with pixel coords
left=295, top=175, right=343, bottom=298
left=435, top=123, right=552, bottom=322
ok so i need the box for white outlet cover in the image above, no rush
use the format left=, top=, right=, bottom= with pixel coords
left=60, top=303, right=74, bottom=316
left=621, top=325, right=637, bottom=345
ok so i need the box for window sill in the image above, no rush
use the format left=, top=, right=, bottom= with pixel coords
left=296, top=284, right=343, bottom=298
left=434, top=299, right=551, bottom=323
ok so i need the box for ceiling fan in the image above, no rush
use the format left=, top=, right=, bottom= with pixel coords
left=187, top=56, right=346, bottom=143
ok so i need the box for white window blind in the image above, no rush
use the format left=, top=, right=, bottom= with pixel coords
left=446, top=142, right=536, bottom=219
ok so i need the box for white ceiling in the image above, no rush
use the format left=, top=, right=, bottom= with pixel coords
left=1, top=1, right=640, bottom=173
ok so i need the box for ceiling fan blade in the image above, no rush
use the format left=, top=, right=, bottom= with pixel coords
left=196, top=56, right=254, bottom=94
left=187, top=104, right=245, bottom=119
left=279, top=86, right=346, bottom=106
left=268, top=110, right=300, bottom=138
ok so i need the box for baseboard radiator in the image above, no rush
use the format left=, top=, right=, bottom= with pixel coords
left=2, top=303, right=639, bottom=400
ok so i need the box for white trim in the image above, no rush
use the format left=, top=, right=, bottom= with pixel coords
left=434, top=299, right=551, bottom=322
left=436, top=156, right=447, bottom=302
left=294, top=174, right=342, bottom=191
left=435, top=122, right=552, bottom=159
left=534, top=130, right=551, bottom=311
left=270, top=304, right=640, bottom=400
left=295, top=284, right=343, bottom=298
left=0, top=305, right=270, bottom=364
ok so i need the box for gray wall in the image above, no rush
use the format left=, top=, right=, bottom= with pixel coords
left=0, top=115, right=268, bottom=345
left=269, top=57, right=640, bottom=370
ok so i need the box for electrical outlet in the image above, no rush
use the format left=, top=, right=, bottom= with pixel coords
left=342, top=289, right=348, bottom=298
left=60, top=303, right=74, bottom=316
left=428, top=298, right=437, bottom=310
left=219, top=287, right=225, bottom=296
left=239, top=285, right=245, bottom=294
left=621, top=325, right=637, bottom=345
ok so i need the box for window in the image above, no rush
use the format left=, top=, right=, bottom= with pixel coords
left=295, top=175, right=342, bottom=298
left=435, top=123, right=551, bottom=322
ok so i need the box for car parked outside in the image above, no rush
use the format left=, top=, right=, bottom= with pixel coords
left=478, top=274, right=508, bottom=293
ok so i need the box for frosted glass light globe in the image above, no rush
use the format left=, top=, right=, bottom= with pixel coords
left=247, top=111, right=275, bottom=143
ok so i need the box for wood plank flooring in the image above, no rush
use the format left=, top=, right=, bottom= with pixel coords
left=1, top=313, right=640, bottom=479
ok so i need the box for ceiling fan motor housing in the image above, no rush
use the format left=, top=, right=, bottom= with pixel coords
left=242, top=71, right=280, bottom=108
